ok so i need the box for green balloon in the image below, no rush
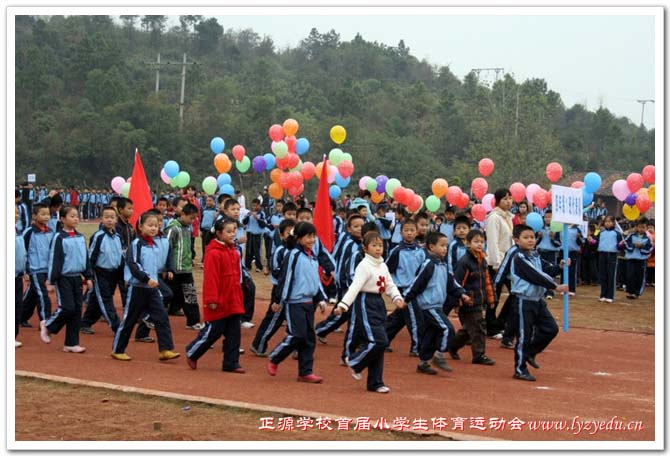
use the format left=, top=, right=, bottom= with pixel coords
left=274, top=141, right=288, bottom=158
left=342, top=152, right=353, bottom=163
left=236, top=156, right=251, bottom=173
left=329, top=148, right=344, bottom=165
left=120, top=182, right=131, bottom=197
left=425, top=195, right=441, bottom=213
left=290, top=159, right=303, bottom=172
left=365, top=177, right=377, bottom=193
left=385, top=178, right=401, bottom=197
left=174, top=171, right=190, bottom=188
left=202, top=176, right=217, bottom=195
left=550, top=220, right=563, bottom=233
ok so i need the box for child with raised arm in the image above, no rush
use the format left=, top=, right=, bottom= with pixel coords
left=334, top=232, right=405, bottom=393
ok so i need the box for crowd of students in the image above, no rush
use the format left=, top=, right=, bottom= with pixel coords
left=14, top=184, right=655, bottom=390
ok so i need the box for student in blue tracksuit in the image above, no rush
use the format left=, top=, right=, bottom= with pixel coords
left=404, top=232, right=469, bottom=375
left=623, top=217, right=653, bottom=299
left=243, top=198, right=268, bottom=272
left=444, top=216, right=470, bottom=317
left=373, top=205, right=393, bottom=260
left=111, top=212, right=179, bottom=362
left=536, top=210, right=561, bottom=299
left=80, top=207, right=125, bottom=335
left=16, top=190, right=30, bottom=233
left=47, top=195, right=63, bottom=232
left=296, top=207, right=337, bottom=301
left=389, top=207, right=409, bottom=251
left=264, top=199, right=285, bottom=272
left=267, top=222, right=327, bottom=384
left=493, top=241, right=521, bottom=350
left=510, top=224, right=568, bottom=381
left=385, top=219, right=425, bottom=356
left=596, top=215, right=624, bottom=302
left=199, top=195, right=217, bottom=261
left=20, top=203, right=55, bottom=326
left=39, top=206, right=93, bottom=353
left=438, top=206, right=455, bottom=241
left=15, top=206, right=27, bottom=347
left=556, top=224, right=583, bottom=295
left=251, top=219, right=296, bottom=356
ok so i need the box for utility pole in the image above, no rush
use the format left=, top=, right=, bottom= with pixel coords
left=636, top=99, right=654, bottom=128
left=144, top=53, right=170, bottom=93
left=514, top=87, right=521, bottom=137
left=471, top=67, right=505, bottom=85
left=178, top=53, right=197, bottom=131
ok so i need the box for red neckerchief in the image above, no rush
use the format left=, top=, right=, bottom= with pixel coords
left=36, top=224, right=49, bottom=233
left=64, top=230, right=76, bottom=237
left=141, top=234, right=155, bottom=246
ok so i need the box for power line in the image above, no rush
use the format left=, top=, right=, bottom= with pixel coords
left=144, top=52, right=197, bottom=130
left=636, top=99, right=654, bottom=128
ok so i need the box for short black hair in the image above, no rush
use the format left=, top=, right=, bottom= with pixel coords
left=454, top=215, right=470, bottom=229
left=426, top=231, right=447, bottom=247
left=117, top=197, right=133, bottom=210
left=217, top=193, right=229, bottom=205
left=181, top=203, right=198, bottom=216
left=224, top=198, right=240, bottom=210
left=361, top=221, right=379, bottom=237
left=297, top=207, right=313, bottom=217
left=513, top=224, right=534, bottom=238
left=251, top=198, right=261, bottom=205
left=32, top=202, right=48, bottom=215
left=282, top=202, right=298, bottom=214
left=413, top=211, right=429, bottom=222
left=636, top=217, right=649, bottom=226
left=278, top=218, right=296, bottom=235
left=214, top=217, right=238, bottom=232
left=466, top=229, right=485, bottom=242
left=49, top=194, right=63, bottom=209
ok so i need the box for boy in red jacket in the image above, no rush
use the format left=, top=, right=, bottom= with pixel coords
left=185, top=218, right=245, bottom=373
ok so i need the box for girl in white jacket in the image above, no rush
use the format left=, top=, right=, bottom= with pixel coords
left=335, top=232, right=405, bottom=393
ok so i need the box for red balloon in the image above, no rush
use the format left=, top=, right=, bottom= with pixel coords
left=269, top=124, right=284, bottom=142
left=509, top=182, right=526, bottom=203
left=285, top=135, right=297, bottom=153
left=627, top=173, right=644, bottom=193
left=231, top=145, right=246, bottom=161
left=456, top=192, right=469, bottom=209
left=446, top=186, right=462, bottom=206
left=471, top=177, right=488, bottom=200
left=636, top=194, right=651, bottom=213
left=471, top=203, right=486, bottom=222
left=300, top=161, right=315, bottom=180
left=546, top=162, right=563, bottom=183
left=275, top=155, right=290, bottom=170
left=279, top=172, right=291, bottom=189
left=534, top=188, right=548, bottom=209
left=393, top=187, right=406, bottom=204
left=288, top=184, right=303, bottom=197
left=571, top=181, right=584, bottom=189
left=408, top=195, right=422, bottom=212
left=478, top=158, right=494, bottom=177
left=337, top=160, right=355, bottom=178
left=642, top=165, right=655, bottom=184
left=289, top=171, right=303, bottom=188
left=286, top=152, right=300, bottom=169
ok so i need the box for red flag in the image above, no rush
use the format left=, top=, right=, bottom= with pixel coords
left=313, top=155, right=334, bottom=252
left=127, top=149, right=154, bottom=228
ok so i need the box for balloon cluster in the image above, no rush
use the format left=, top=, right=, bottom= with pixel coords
left=111, top=176, right=131, bottom=197
left=160, top=160, right=191, bottom=190
left=612, top=165, right=655, bottom=220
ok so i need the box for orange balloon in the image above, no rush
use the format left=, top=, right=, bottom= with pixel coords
left=268, top=182, right=283, bottom=199
left=270, top=168, right=282, bottom=184
left=371, top=191, right=385, bottom=204
left=431, top=178, right=448, bottom=198
left=214, top=153, right=232, bottom=174
left=283, top=118, right=299, bottom=137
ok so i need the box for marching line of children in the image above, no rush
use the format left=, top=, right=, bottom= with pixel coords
left=14, top=189, right=654, bottom=390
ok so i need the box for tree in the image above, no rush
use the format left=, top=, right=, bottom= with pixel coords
left=194, top=18, right=223, bottom=54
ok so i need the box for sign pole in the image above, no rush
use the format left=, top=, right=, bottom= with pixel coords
left=562, top=223, right=570, bottom=332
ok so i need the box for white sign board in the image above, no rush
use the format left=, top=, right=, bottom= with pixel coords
left=551, top=185, right=583, bottom=225
left=27, top=173, right=36, bottom=183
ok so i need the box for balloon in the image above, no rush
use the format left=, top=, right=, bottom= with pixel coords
left=273, top=141, right=289, bottom=158
left=431, top=178, right=448, bottom=198
left=328, top=148, right=344, bottom=165
left=582, top=189, right=593, bottom=206
left=642, top=165, right=655, bottom=184
left=111, top=176, right=125, bottom=193
left=546, top=162, right=562, bottom=182
left=471, top=204, right=486, bottom=222
left=478, top=158, right=494, bottom=177
left=283, top=118, right=299, bottom=137
left=284, top=153, right=299, bottom=170
left=649, top=185, right=655, bottom=203
left=328, top=165, right=338, bottom=184
left=365, top=177, right=377, bottom=193
left=341, top=152, right=352, bottom=163
left=268, top=124, right=284, bottom=142
left=288, top=184, right=304, bottom=197
left=583, top=172, right=602, bottom=194
left=335, top=172, right=350, bottom=188
left=534, top=188, right=549, bottom=209
left=627, top=173, right=643, bottom=193
left=285, top=135, right=297, bottom=153
left=375, top=175, right=389, bottom=194
left=330, top=125, right=347, bottom=144
left=219, top=184, right=235, bottom=196
left=393, top=187, right=406, bottom=204
left=289, top=171, right=304, bottom=188
left=425, top=195, right=441, bottom=212
left=509, top=182, right=526, bottom=203
left=625, top=193, right=637, bottom=206
left=550, top=221, right=563, bottom=233
left=202, top=176, right=217, bottom=195
left=526, top=212, right=543, bottom=232
left=279, top=172, right=291, bottom=189
left=269, top=169, right=281, bottom=184
left=525, top=183, right=540, bottom=204
left=236, top=156, right=251, bottom=173
left=297, top=161, right=313, bottom=180
left=371, top=191, right=385, bottom=204
left=612, top=179, right=629, bottom=201
left=295, top=138, right=310, bottom=155
left=263, top=153, right=276, bottom=170
left=160, top=169, right=171, bottom=185
left=164, top=160, right=180, bottom=178
left=173, top=171, right=190, bottom=188
left=570, top=181, right=584, bottom=190
left=471, top=177, right=488, bottom=200
left=482, top=193, right=495, bottom=212
left=264, top=183, right=281, bottom=200
left=456, top=192, right=470, bottom=209
left=359, top=176, right=372, bottom=191
left=231, top=145, right=246, bottom=161
left=446, top=186, right=462, bottom=206
left=385, top=178, right=401, bottom=197
left=217, top=173, right=232, bottom=187
left=408, top=195, right=423, bottom=213
left=210, top=137, right=225, bottom=155
left=636, top=194, right=651, bottom=213
left=252, top=156, right=267, bottom=174
left=120, top=182, right=130, bottom=197
left=337, top=160, right=354, bottom=178
left=214, top=153, right=232, bottom=174
left=623, top=204, right=640, bottom=221
left=329, top=185, right=342, bottom=199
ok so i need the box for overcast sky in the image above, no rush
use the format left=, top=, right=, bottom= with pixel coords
left=162, top=10, right=656, bottom=128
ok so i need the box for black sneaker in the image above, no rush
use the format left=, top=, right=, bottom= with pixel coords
left=472, top=355, right=496, bottom=366
left=448, top=349, right=460, bottom=360
left=20, top=321, right=33, bottom=328
left=500, top=340, right=515, bottom=349
left=513, top=371, right=536, bottom=382
left=409, top=351, right=419, bottom=358
left=527, top=355, right=540, bottom=369
left=431, top=357, right=453, bottom=372
left=416, top=361, right=438, bottom=375
left=169, top=310, right=185, bottom=317
left=384, top=346, right=393, bottom=353
left=80, top=326, right=95, bottom=335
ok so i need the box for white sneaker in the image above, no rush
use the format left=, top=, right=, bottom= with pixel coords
left=489, top=332, right=503, bottom=340
left=63, top=345, right=86, bottom=353
left=186, top=322, right=205, bottom=331
left=15, top=340, right=22, bottom=348
left=39, top=320, right=51, bottom=344
left=241, top=321, right=255, bottom=329
left=375, top=386, right=391, bottom=394
left=568, top=292, right=576, bottom=297
left=605, top=298, right=613, bottom=303
left=345, top=357, right=361, bottom=380
left=599, top=297, right=607, bottom=302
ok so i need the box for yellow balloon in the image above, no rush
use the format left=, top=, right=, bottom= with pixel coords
left=330, top=125, right=347, bottom=145
left=649, top=185, right=655, bottom=203
left=623, top=204, right=640, bottom=221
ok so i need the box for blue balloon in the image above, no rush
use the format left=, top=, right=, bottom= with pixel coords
left=263, top=153, right=276, bottom=171
left=335, top=172, right=350, bottom=188
left=217, top=173, right=231, bottom=187
left=582, top=189, right=593, bottom=206
left=210, top=137, right=225, bottom=154
left=296, top=138, right=310, bottom=155
left=526, top=212, right=543, bottom=232
left=584, top=172, right=602, bottom=194
left=219, top=184, right=235, bottom=197
left=329, top=185, right=342, bottom=199
left=625, top=193, right=637, bottom=206
left=164, top=160, right=180, bottom=178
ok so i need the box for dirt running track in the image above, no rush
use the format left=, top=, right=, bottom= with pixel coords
left=14, top=292, right=654, bottom=442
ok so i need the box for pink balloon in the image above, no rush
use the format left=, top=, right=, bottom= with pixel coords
left=478, top=158, right=494, bottom=177
left=359, top=176, right=372, bottom=190
left=627, top=173, right=644, bottom=193
left=268, top=124, right=284, bottom=142
left=525, top=183, right=541, bottom=203
left=337, top=160, right=354, bottom=178
left=328, top=165, right=338, bottom=184
left=546, top=162, right=562, bottom=183
left=612, top=179, right=629, bottom=202
left=471, top=203, right=486, bottom=222
left=471, top=177, right=488, bottom=200
left=571, top=181, right=584, bottom=189
left=111, top=176, right=126, bottom=193
left=642, top=165, right=655, bottom=184
left=482, top=193, right=495, bottom=212
left=159, top=170, right=170, bottom=185
left=509, top=182, right=526, bottom=203
left=300, top=161, right=315, bottom=180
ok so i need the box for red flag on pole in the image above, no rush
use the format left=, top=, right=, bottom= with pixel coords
left=127, top=149, right=154, bottom=228
left=313, top=155, right=335, bottom=252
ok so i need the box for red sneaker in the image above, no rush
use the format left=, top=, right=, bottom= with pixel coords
left=267, top=362, right=278, bottom=376
left=186, top=357, right=197, bottom=370
left=297, top=374, right=323, bottom=383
